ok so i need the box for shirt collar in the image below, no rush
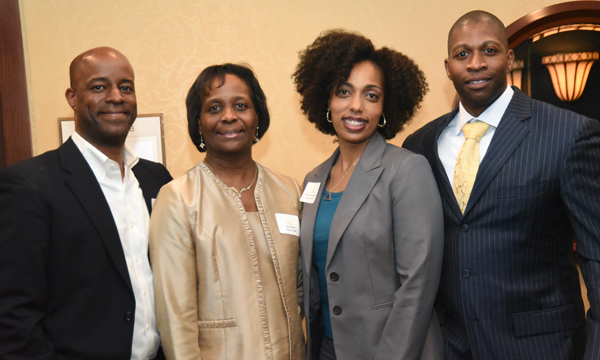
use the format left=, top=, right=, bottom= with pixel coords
left=71, top=132, right=139, bottom=180
left=455, top=85, right=514, bottom=135
left=123, top=145, right=139, bottom=169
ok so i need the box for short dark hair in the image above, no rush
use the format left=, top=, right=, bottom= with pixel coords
left=448, top=11, right=507, bottom=55
left=292, top=29, right=428, bottom=139
left=186, top=63, right=270, bottom=152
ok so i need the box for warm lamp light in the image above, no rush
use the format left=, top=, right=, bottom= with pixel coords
left=507, top=60, right=524, bottom=89
left=542, top=52, right=599, bottom=102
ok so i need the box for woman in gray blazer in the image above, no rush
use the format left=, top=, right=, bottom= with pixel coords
left=292, top=30, right=444, bottom=360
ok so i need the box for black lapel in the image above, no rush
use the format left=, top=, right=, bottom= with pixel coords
left=132, top=163, right=153, bottom=214
left=59, top=139, right=133, bottom=292
left=464, top=88, right=531, bottom=216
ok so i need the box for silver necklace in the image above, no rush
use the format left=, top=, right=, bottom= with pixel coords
left=324, top=158, right=359, bottom=201
left=204, top=161, right=257, bottom=198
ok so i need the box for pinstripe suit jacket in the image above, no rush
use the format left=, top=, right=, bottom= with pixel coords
left=403, top=88, right=600, bottom=360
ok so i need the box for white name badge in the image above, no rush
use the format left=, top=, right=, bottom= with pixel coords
left=275, top=213, right=300, bottom=237
left=300, top=182, right=321, bottom=204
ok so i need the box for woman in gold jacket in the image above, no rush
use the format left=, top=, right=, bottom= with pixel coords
left=149, top=64, right=304, bottom=360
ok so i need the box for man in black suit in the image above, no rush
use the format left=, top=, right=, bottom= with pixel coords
left=0, top=47, right=172, bottom=359
left=404, top=11, right=600, bottom=360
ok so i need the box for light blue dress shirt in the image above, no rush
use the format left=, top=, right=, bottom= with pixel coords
left=437, top=86, right=514, bottom=186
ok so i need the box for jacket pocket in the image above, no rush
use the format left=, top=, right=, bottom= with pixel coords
left=371, top=301, right=393, bottom=310
left=197, top=318, right=238, bottom=329
left=497, top=181, right=548, bottom=199
left=511, top=303, right=582, bottom=337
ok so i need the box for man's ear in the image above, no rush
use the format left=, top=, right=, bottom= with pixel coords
left=444, top=58, right=453, bottom=80
left=65, top=88, right=77, bottom=110
left=506, top=49, right=515, bottom=73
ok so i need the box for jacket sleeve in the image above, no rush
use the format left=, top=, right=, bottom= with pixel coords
left=374, top=154, right=445, bottom=360
left=560, top=117, right=600, bottom=360
left=0, top=168, right=56, bottom=359
left=149, top=183, right=201, bottom=360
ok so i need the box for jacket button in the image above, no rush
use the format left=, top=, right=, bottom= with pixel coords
left=124, top=312, right=133, bottom=321
left=461, top=224, right=469, bottom=232
left=332, top=306, right=342, bottom=315
left=330, top=272, right=339, bottom=281
left=462, top=269, right=470, bottom=278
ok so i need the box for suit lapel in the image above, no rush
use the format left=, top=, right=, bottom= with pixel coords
left=423, top=109, right=463, bottom=219
left=326, top=133, right=385, bottom=268
left=132, top=163, right=153, bottom=214
left=300, top=150, right=338, bottom=279
left=464, top=89, right=531, bottom=216
left=59, top=139, right=133, bottom=292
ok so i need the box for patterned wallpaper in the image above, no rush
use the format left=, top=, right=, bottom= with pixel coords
left=20, top=0, right=566, bottom=181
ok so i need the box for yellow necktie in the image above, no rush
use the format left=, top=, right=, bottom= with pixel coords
left=453, top=121, right=490, bottom=213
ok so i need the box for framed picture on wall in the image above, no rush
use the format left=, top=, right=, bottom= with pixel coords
left=59, top=113, right=167, bottom=166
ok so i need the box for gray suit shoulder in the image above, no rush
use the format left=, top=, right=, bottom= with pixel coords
left=384, top=141, right=422, bottom=160
left=382, top=141, right=434, bottom=177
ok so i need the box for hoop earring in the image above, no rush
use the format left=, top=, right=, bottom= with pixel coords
left=378, top=114, right=387, bottom=128
left=326, top=108, right=332, bottom=123
left=199, top=133, right=206, bottom=150
left=253, top=126, right=260, bottom=144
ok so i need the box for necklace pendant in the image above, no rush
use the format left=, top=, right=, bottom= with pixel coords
left=324, top=191, right=331, bottom=201
left=205, top=161, right=258, bottom=200
left=229, top=186, right=241, bottom=198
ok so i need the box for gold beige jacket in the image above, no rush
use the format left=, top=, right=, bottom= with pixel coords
left=149, top=162, right=304, bottom=360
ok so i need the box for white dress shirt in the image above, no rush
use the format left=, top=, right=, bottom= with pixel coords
left=437, top=86, right=514, bottom=186
left=72, top=132, right=160, bottom=360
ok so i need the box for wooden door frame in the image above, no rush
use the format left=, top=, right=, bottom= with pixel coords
left=506, top=1, right=600, bottom=49
left=0, top=0, right=32, bottom=168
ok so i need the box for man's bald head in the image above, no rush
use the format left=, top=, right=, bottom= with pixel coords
left=448, top=11, right=507, bottom=56
left=444, top=10, right=514, bottom=117
left=65, top=46, right=137, bottom=154
left=69, top=47, right=133, bottom=88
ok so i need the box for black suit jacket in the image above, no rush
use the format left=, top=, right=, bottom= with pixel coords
left=403, top=88, right=600, bottom=360
left=0, top=138, right=172, bottom=359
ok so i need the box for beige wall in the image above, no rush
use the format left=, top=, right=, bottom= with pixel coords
left=20, top=0, right=569, bottom=181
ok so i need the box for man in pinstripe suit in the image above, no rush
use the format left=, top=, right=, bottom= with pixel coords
left=403, top=10, right=600, bottom=360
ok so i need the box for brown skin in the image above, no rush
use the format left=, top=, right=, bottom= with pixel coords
left=65, top=47, right=136, bottom=177
left=445, top=17, right=514, bottom=117
left=199, top=74, right=259, bottom=212
left=327, top=60, right=384, bottom=193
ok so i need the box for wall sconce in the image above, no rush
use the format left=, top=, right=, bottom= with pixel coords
left=507, top=60, right=525, bottom=89
left=542, top=52, right=599, bottom=102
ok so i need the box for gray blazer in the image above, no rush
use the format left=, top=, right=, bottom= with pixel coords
left=300, top=132, right=445, bottom=360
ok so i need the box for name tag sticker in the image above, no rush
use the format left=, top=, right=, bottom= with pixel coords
left=300, top=182, right=321, bottom=204
left=275, top=213, right=300, bottom=237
